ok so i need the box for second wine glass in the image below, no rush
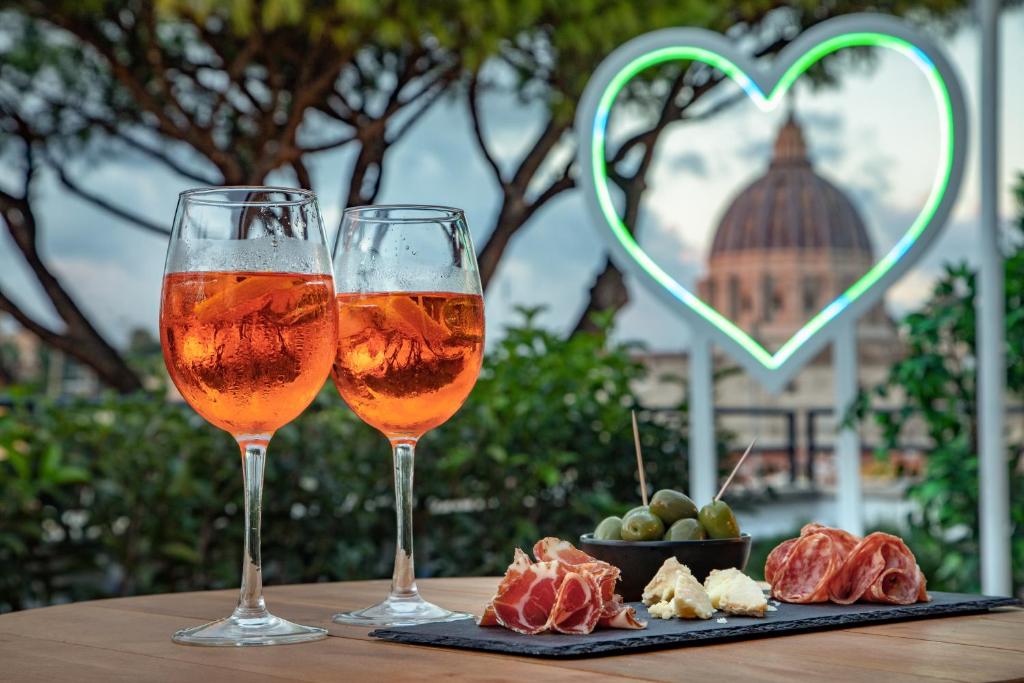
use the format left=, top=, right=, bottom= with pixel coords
left=330, top=205, right=484, bottom=626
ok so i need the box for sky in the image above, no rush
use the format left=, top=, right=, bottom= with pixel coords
left=1, top=9, right=1022, bottom=356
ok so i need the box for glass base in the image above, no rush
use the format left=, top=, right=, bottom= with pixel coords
left=332, top=594, right=473, bottom=627
left=172, top=611, right=327, bottom=647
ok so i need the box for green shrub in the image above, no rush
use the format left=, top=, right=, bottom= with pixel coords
left=851, top=174, right=1024, bottom=595
left=0, top=309, right=691, bottom=612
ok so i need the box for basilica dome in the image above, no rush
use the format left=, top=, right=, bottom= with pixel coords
left=697, top=112, right=894, bottom=357
left=709, top=114, right=873, bottom=258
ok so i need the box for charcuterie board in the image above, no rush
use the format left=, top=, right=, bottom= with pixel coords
left=369, top=591, right=1020, bottom=658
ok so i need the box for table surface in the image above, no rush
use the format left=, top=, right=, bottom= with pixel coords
left=1, top=578, right=1021, bottom=683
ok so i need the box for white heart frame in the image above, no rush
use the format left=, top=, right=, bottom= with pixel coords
left=575, top=14, right=967, bottom=393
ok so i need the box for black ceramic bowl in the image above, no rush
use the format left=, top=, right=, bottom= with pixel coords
left=580, top=533, right=752, bottom=602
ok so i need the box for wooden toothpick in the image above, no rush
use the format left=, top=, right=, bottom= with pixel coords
left=632, top=410, right=648, bottom=506
left=715, top=438, right=757, bottom=503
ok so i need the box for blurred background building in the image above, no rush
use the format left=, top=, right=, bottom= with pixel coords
left=636, top=112, right=922, bottom=505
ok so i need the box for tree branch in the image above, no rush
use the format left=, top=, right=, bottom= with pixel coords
left=291, top=157, right=312, bottom=189
left=386, top=72, right=452, bottom=143
left=521, top=161, right=576, bottom=225
left=50, top=158, right=169, bottom=237
left=467, top=73, right=504, bottom=184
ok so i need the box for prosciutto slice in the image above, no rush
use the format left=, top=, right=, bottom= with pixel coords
left=489, top=560, right=566, bottom=634
left=546, top=571, right=604, bottom=634
left=828, top=532, right=929, bottom=605
left=477, top=548, right=532, bottom=626
left=533, top=537, right=596, bottom=565
left=480, top=538, right=646, bottom=634
left=598, top=595, right=647, bottom=629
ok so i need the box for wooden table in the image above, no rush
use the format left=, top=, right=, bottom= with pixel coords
left=1, top=578, right=1021, bottom=682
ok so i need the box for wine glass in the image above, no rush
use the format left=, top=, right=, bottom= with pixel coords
left=160, top=187, right=337, bottom=646
left=330, top=205, right=484, bottom=626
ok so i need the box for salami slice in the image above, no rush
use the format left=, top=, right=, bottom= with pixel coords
left=769, top=533, right=842, bottom=603
left=764, top=537, right=798, bottom=586
left=801, top=523, right=859, bottom=557
left=828, top=532, right=929, bottom=605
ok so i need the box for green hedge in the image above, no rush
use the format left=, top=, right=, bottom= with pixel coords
left=0, top=310, right=693, bottom=612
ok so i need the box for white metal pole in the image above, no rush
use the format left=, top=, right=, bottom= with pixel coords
left=689, top=334, right=717, bottom=505
left=834, top=322, right=864, bottom=536
left=977, top=0, right=1011, bottom=596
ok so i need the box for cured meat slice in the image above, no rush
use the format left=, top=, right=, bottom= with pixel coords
left=828, top=532, right=929, bottom=605
left=478, top=604, right=499, bottom=627
left=598, top=595, right=647, bottom=630
left=480, top=537, right=647, bottom=634
left=801, top=523, right=859, bottom=557
left=546, top=571, right=604, bottom=634
left=533, top=539, right=621, bottom=604
left=577, top=561, right=620, bottom=605
left=490, top=560, right=566, bottom=634
left=764, top=537, right=798, bottom=586
left=533, top=537, right=597, bottom=565
left=478, top=548, right=533, bottom=626
left=770, top=532, right=850, bottom=603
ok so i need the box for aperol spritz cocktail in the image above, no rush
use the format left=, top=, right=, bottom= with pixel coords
left=330, top=205, right=484, bottom=627
left=160, top=186, right=335, bottom=647
left=162, top=271, right=336, bottom=436
left=331, top=291, right=484, bottom=439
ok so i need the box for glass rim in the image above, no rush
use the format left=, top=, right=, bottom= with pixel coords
left=179, top=186, right=317, bottom=207
left=342, top=204, right=465, bottom=224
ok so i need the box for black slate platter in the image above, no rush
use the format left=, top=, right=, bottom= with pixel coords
left=369, top=591, right=1020, bottom=658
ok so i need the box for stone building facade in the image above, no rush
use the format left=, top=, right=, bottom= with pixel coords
left=636, top=113, right=908, bottom=488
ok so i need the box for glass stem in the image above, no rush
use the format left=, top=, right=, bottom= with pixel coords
left=235, top=437, right=270, bottom=619
left=389, top=439, right=419, bottom=600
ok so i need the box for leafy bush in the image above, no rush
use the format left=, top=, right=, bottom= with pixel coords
left=852, top=174, right=1024, bottom=594
left=0, top=309, right=692, bottom=612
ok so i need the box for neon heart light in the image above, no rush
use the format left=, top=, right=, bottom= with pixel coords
left=576, top=14, right=967, bottom=392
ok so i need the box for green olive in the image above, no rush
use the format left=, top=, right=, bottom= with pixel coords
left=624, top=505, right=646, bottom=519
left=620, top=507, right=665, bottom=541
left=649, top=489, right=699, bottom=525
left=664, top=517, right=707, bottom=541
left=594, top=516, right=623, bottom=540
left=698, top=500, right=741, bottom=539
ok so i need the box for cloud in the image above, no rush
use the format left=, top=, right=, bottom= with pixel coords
left=665, top=151, right=709, bottom=177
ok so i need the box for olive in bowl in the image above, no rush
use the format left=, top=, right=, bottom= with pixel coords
left=579, top=533, right=752, bottom=602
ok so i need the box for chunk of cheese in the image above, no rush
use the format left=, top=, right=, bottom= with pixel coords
left=666, top=572, right=714, bottom=619
left=642, top=558, right=713, bottom=620
left=703, top=568, right=767, bottom=617
left=642, top=557, right=691, bottom=606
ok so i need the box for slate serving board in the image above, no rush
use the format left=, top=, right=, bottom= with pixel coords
left=369, top=591, right=1020, bottom=658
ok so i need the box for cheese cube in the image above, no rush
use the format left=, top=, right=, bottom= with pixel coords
left=703, top=568, right=767, bottom=617
left=642, top=558, right=713, bottom=620
left=642, top=557, right=692, bottom=606
left=666, top=572, right=714, bottom=619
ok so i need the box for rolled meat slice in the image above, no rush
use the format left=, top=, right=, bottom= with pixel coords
left=533, top=537, right=597, bottom=565
left=478, top=547, right=533, bottom=626
left=764, top=537, right=798, bottom=587
left=546, top=571, right=604, bottom=634
left=490, top=559, right=567, bottom=634
left=800, top=523, right=859, bottom=557
left=598, top=595, right=647, bottom=630
left=770, top=533, right=837, bottom=602
left=828, top=532, right=929, bottom=605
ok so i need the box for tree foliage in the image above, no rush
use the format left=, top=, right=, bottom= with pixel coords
left=0, top=310, right=692, bottom=611
left=0, top=0, right=977, bottom=391
left=853, top=174, right=1024, bottom=594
